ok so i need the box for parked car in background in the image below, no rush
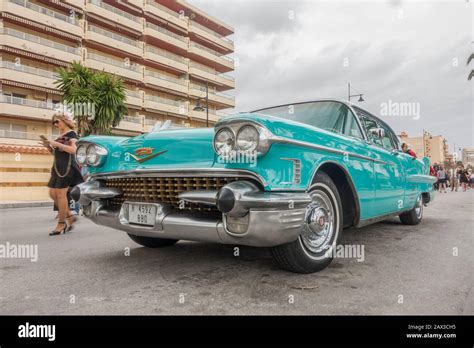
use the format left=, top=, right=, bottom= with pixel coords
left=71, top=100, right=435, bottom=273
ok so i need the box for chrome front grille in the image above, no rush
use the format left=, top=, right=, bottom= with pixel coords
left=105, top=176, right=246, bottom=211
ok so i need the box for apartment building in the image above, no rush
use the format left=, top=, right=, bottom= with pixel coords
left=399, top=131, right=450, bottom=165
left=0, top=0, right=235, bottom=201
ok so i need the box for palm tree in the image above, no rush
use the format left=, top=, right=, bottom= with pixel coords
left=55, top=62, right=127, bottom=136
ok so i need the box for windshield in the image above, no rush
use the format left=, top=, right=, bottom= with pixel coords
left=253, top=101, right=363, bottom=139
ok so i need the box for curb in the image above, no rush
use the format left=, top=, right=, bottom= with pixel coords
left=0, top=201, right=53, bottom=209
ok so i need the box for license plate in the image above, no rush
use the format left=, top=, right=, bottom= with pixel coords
left=128, top=203, right=156, bottom=226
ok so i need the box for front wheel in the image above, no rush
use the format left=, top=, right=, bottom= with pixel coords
left=127, top=233, right=179, bottom=248
left=399, top=194, right=423, bottom=225
left=270, top=172, right=343, bottom=274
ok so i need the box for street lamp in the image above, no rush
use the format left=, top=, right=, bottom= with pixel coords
left=193, top=81, right=209, bottom=127
left=348, top=83, right=365, bottom=102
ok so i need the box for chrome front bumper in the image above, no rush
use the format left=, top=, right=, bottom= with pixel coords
left=74, top=180, right=311, bottom=247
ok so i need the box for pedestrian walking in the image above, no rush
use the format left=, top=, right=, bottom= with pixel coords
left=437, top=165, right=447, bottom=193
left=39, top=111, right=84, bottom=235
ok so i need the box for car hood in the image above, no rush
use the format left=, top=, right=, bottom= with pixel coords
left=81, top=128, right=216, bottom=175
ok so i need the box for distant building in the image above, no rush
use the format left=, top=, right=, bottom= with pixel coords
left=399, top=131, right=450, bottom=165
left=462, top=148, right=474, bottom=166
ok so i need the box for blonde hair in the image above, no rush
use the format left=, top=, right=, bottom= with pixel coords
left=52, top=111, right=75, bottom=130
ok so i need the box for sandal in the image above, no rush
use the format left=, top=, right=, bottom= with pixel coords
left=49, top=221, right=67, bottom=236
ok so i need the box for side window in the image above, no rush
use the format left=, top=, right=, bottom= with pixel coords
left=358, top=113, right=383, bottom=146
left=379, top=125, right=395, bottom=150
left=343, top=110, right=363, bottom=139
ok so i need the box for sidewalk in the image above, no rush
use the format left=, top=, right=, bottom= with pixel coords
left=0, top=201, right=53, bottom=209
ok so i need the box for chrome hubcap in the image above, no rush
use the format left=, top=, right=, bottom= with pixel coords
left=301, top=190, right=335, bottom=254
left=415, top=195, right=423, bottom=219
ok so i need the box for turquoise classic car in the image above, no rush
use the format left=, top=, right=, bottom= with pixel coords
left=71, top=100, right=435, bottom=273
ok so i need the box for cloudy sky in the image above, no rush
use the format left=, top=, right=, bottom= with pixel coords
left=189, top=0, right=473, bottom=152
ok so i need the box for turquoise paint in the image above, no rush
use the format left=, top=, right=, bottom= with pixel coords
left=79, top=111, right=435, bottom=222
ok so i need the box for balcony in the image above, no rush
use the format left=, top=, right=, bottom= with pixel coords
left=125, top=89, right=143, bottom=108
left=144, top=0, right=187, bottom=31
left=144, top=22, right=188, bottom=53
left=2, top=0, right=83, bottom=37
left=84, top=52, right=143, bottom=81
left=188, top=21, right=233, bottom=53
left=0, top=129, right=54, bottom=146
left=189, top=84, right=235, bottom=108
left=115, top=115, right=144, bottom=132
left=188, top=41, right=234, bottom=72
left=143, top=70, right=188, bottom=95
left=144, top=95, right=188, bottom=117
left=86, top=0, right=143, bottom=33
left=85, top=24, right=143, bottom=57
left=0, top=61, right=59, bottom=90
left=0, top=27, right=81, bottom=63
left=0, top=94, right=56, bottom=121
left=189, top=109, right=220, bottom=123
left=144, top=45, right=188, bottom=73
left=188, top=62, right=235, bottom=90
left=63, top=0, right=85, bottom=9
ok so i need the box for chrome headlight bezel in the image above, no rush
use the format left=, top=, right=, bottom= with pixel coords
left=236, top=125, right=259, bottom=153
left=213, top=121, right=273, bottom=157
left=213, top=127, right=235, bottom=156
left=76, top=142, right=108, bottom=167
left=76, top=144, right=87, bottom=165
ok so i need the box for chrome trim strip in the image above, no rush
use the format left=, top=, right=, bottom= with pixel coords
left=178, top=190, right=217, bottom=205
left=272, top=136, right=390, bottom=165
left=88, top=168, right=268, bottom=187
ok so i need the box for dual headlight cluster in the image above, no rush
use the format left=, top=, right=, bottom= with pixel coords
left=213, top=123, right=272, bottom=156
left=76, top=143, right=108, bottom=167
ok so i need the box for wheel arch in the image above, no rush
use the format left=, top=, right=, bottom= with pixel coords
left=309, top=161, right=361, bottom=228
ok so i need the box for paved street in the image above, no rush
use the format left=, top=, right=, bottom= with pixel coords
left=0, top=191, right=473, bottom=315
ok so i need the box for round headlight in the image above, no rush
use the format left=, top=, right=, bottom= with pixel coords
left=86, top=144, right=99, bottom=166
left=236, top=125, right=259, bottom=152
left=214, top=128, right=235, bottom=155
left=76, top=144, right=87, bottom=165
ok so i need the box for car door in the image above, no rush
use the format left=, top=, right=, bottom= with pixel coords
left=356, top=111, right=406, bottom=216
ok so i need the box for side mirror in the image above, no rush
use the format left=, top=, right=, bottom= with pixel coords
left=369, top=128, right=385, bottom=139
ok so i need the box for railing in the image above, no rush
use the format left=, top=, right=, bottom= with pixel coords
left=0, top=28, right=80, bottom=54
left=216, top=91, right=235, bottom=100
left=190, top=21, right=233, bottom=43
left=220, top=73, right=235, bottom=82
left=145, top=22, right=187, bottom=42
left=145, top=95, right=184, bottom=107
left=190, top=61, right=215, bottom=74
left=9, top=0, right=79, bottom=25
left=0, top=94, right=55, bottom=109
left=122, top=116, right=142, bottom=124
left=144, top=118, right=158, bottom=125
left=0, top=60, right=59, bottom=79
left=146, top=45, right=186, bottom=64
left=87, top=52, right=141, bottom=72
left=88, top=0, right=139, bottom=22
left=88, top=24, right=141, bottom=47
left=0, top=129, right=53, bottom=141
left=146, top=0, right=182, bottom=19
left=144, top=70, right=187, bottom=86
left=189, top=41, right=234, bottom=62
left=125, top=89, right=141, bottom=98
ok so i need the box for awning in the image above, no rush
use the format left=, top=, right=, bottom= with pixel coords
left=1, top=79, right=62, bottom=95
left=1, top=13, right=82, bottom=41
left=0, top=46, right=71, bottom=67
left=48, top=0, right=84, bottom=14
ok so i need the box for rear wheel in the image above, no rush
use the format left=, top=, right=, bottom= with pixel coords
left=127, top=234, right=179, bottom=248
left=271, top=172, right=343, bottom=274
left=399, top=194, right=423, bottom=225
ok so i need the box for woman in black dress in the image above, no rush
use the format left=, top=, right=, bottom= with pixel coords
left=40, top=112, right=83, bottom=235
